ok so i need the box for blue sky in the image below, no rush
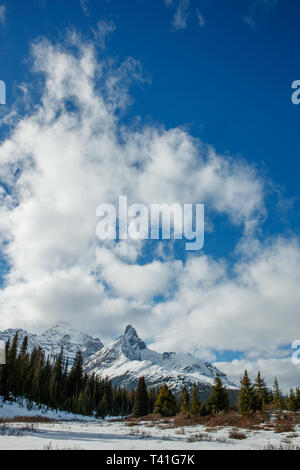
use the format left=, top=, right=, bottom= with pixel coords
left=0, top=0, right=300, bottom=389
left=1, top=0, right=300, bottom=255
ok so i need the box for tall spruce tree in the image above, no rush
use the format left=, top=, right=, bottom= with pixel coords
left=133, top=376, right=149, bottom=417
left=179, top=386, right=190, bottom=415
left=190, top=383, right=201, bottom=416
left=154, top=384, right=177, bottom=417
left=253, top=371, right=270, bottom=412
left=272, top=377, right=283, bottom=410
left=237, top=370, right=255, bottom=416
left=208, top=373, right=230, bottom=413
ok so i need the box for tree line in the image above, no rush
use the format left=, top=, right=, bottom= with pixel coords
left=0, top=332, right=144, bottom=417
left=133, top=371, right=300, bottom=417
left=1, top=332, right=300, bottom=418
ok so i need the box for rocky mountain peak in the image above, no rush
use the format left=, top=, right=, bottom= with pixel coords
left=124, top=325, right=137, bottom=336
left=84, top=325, right=237, bottom=394
left=122, top=325, right=146, bottom=353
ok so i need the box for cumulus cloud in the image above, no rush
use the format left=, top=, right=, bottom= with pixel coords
left=149, top=238, right=300, bottom=359
left=0, top=32, right=298, bottom=387
left=216, top=357, right=300, bottom=392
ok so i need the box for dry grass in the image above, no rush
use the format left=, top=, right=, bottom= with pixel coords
left=198, top=411, right=267, bottom=430
left=125, top=421, right=140, bottom=427
left=124, top=413, right=165, bottom=424
left=272, top=413, right=300, bottom=433
left=0, top=415, right=55, bottom=424
left=43, top=442, right=85, bottom=450
left=263, top=442, right=300, bottom=450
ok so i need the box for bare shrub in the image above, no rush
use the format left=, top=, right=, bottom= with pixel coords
left=43, top=442, right=84, bottom=450
left=187, top=432, right=213, bottom=442
left=229, top=429, right=247, bottom=440
left=175, top=427, right=185, bottom=435
left=263, top=442, right=300, bottom=450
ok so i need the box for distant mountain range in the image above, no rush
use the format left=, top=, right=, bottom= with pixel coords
left=0, top=322, right=103, bottom=364
left=0, top=322, right=238, bottom=397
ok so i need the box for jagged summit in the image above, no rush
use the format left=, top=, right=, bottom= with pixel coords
left=124, top=324, right=138, bottom=337
left=121, top=325, right=147, bottom=353
left=84, top=325, right=237, bottom=395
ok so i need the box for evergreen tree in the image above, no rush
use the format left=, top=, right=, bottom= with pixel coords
left=296, top=387, right=300, bottom=411
left=199, top=402, right=209, bottom=417
left=133, top=376, right=149, bottom=417
left=287, top=389, right=297, bottom=411
left=272, top=377, right=283, bottom=410
left=190, top=383, right=201, bottom=416
left=253, top=371, right=270, bottom=412
left=154, top=384, right=177, bottom=417
left=179, top=386, right=190, bottom=415
left=237, top=370, right=255, bottom=416
left=6, top=332, right=19, bottom=397
left=148, top=387, right=159, bottom=414
left=208, top=373, right=230, bottom=413
left=97, top=394, right=109, bottom=418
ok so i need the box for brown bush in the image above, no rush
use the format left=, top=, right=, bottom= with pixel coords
left=173, top=414, right=202, bottom=428
left=198, top=411, right=266, bottom=430
left=126, top=413, right=162, bottom=423
left=229, top=428, right=247, bottom=440
left=273, top=413, right=300, bottom=433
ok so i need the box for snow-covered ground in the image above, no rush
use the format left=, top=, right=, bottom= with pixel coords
left=0, top=397, right=99, bottom=422
left=0, top=418, right=300, bottom=450
left=1, top=400, right=300, bottom=450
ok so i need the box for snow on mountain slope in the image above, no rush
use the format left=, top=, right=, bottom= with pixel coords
left=0, top=322, right=103, bottom=364
left=0, top=328, right=38, bottom=354
left=84, top=325, right=238, bottom=395
left=0, top=396, right=100, bottom=421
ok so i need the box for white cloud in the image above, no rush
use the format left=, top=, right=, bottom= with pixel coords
left=196, top=10, right=205, bottom=28
left=216, top=357, right=300, bottom=393
left=0, top=33, right=299, bottom=388
left=172, top=0, right=190, bottom=31
left=92, top=20, right=116, bottom=49
left=149, top=238, right=300, bottom=360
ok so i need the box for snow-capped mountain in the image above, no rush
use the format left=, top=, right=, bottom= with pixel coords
left=0, top=322, right=103, bottom=364
left=84, top=325, right=237, bottom=397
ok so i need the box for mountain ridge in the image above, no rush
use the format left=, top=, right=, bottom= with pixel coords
left=84, top=324, right=238, bottom=396
left=0, top=322, right=104, bottom=364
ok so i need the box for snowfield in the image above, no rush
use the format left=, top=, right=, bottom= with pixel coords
left=1, top=418, right=300, bottom=450
left=1, top=400, right=300, bottom=450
